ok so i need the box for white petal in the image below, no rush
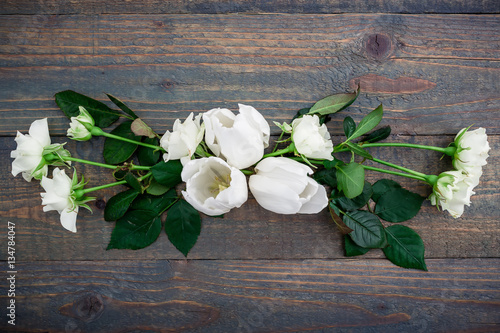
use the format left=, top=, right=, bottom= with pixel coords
left=60, top=208, right=78, bottom=232
left=298, top=183, right=328, bottom=214
left=28, top=118, right=51, bottom=147
left=249, top=175, right=302, bottom=214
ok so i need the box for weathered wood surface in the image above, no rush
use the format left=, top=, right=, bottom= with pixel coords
left=1, top=135, right=498, bottom=261
left=1, top=14, right=499, bottom=136
left=1, top=259, right=499, bottom=332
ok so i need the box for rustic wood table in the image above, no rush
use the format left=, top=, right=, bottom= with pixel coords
left=1, top=1, right=499, bottom=332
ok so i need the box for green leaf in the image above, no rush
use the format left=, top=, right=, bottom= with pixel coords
left=103, top=121, right=141, bottom=164
left=146, top=179, right=171, bottom=196
left=106, top=210, right=162, bottom=250
left=113, top=167, right=128, bottom=181
left=131, top=118, right=156, bottom=138
left=124, top=172, right=143, bottom=193
left=343, top=116, right=356, bottom=138
left=343, top=210, right=386, bottom=248
left=345, top=141, right=373, bottom=160
left=344, top=235, right=370, bottom=257
left=308, top=86, right=360, bottom=116
left=333, top=181, right=372, bottom=211
left=348, top=104, right=383, bottom=140
left=151, top=160, right=183, bottom=187
left=137, top=137, right=161, bottom=166
left=106, top=93, right=138, bottom=119
left=165, top=199, right=201, bottom=257
left=55, top=90, right=120, bottom=128
left=313, top=168, right=337, bottom=188
left=104, top=189, right=140, bottom=221
left=292, top=107, right=311, bottom=121
left=375, top=187, right=425, bottom=222
left=383, top=225, right=427, bottom=271
left=336, top=162, right=365, bottom=198
left=371, top=179, right=402, bottom=203
left=131, top=189, right=178, bottom=215
left=361, top=125, right=391, bottom=143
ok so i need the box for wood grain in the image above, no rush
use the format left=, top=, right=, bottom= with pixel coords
left=1, top=135, right=498, bottom=261
left=1, top=14, right=499, bottom=136
left=0, top=259, right=498, bottom=332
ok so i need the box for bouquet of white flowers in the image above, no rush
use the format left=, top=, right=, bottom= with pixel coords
left=11, top=89, right=490, bottom=270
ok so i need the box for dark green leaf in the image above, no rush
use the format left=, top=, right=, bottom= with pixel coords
left=308, top=86, right=360, bottom=116
left=333, top=181, right=372, bottom=211
left=165, top=199, right=201, bottom=257
left=361, top=126, right=391, bottom=143
left=131, top=189, right=178, bottom=215
left=104, top=189, right=140, bottom=221
left=124, top=172, right=143, bottom=193
left=106, top=93, right=138, bottom=119
left=313, top=168, right=337, bottom=188
left=113, top=167, right=128, bottom=180
left=137, top=137, right=161, bottom=166
left=324, top=159, right=341, bottom=169
left=343, top=116, right=356, bottom=138
left=345, top=141, right=373, bottom=160
left=103, top=121, right=141, bottom=164
left=344, top=235, right=370, bottom=257
left=146, top=179, right=171, bottom=196
left=329, top=202, right=352, bottom=234
left=383, top=225, right=427, bottom=271
left=151, top=160, right=183, bottom=187
left=348, top=104, right=383, bottom=140
left=371, top=179, right=402, bottom=203
left=343, top=210, right=386, bottom=248
left=55, top=90, right=120, bottom=128
left=375, top=188, right=425, bottom=222
left=292, top=107, right=311, bottom=121
left=106, top=210, right=161, bottom=250
left=336, top=162, right=365, bottom=198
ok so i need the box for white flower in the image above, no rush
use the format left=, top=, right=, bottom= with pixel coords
left=40, top=168, right=79, bottom=232
left=67, top=106, right=94, bottom=141
left=452, top=127, right=490, bottom=172
left=291, top=115, right=334, bottom=160
left=160, top=112, right=205, bottom=165
left=181, top=157, right=248, bottom=216
left=11, top=118, right=52, bottom=181
left=249, top=157, right=328, bottom=214
left=429, top=170, right=476, bottom=218
left=203, top=104, right=270, bottom=169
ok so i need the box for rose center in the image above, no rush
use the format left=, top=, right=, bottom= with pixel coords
left=208, top=167, right=231, bottom=197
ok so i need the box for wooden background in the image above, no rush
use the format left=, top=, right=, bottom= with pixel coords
left=1, top=1, right=499, bottom=331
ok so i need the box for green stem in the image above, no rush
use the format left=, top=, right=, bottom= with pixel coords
left=63, top=156, right=117, bottom=170
left=362, top=165, right=427, bottom=182
left=91, top=127, right=164, bottom=151
left=76, top=172, right=152, bottom=197
left=337, top=142, right=455, bottom=156
left=263, top=143, right=295, bottom=158
left=372, top=158, right=429, bottom=179
left=241, top=169, right=254, bottom=175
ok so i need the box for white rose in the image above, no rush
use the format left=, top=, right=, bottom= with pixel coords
left=181, top=157, right=248, bottom=216
left=67, top=106, right=94, bottom=141
left=291, top=114, right=333, bottom=160
left=40, top=168, right=79, bottom=232
left=429, top=170, right=476, bottom=218
left=160, top=112, right=205, bottom=165
left=453, top=127, right=490, bottom=172
left=11, top=118, right=52, bottom=181
left=203, top=104, right=270, bottom=169
left=249, top=157, right=328, bottom=214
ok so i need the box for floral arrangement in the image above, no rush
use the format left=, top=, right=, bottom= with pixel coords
left=11, top=89, right=490, bottom=270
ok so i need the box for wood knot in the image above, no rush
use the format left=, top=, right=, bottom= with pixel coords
left=366, top=34, right=392, bottom=60
left=95, top=199, right=106, bottom=210
left=161, top=80, right=175, bottom=91
left=60, top=293, right=105, bottom=323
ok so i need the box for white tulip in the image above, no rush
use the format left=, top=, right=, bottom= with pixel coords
left=40, top=168, right=79, bottom=232
left=249, top=157, right=328, bottom=214
left=292, top=115, right=334, bottom=160
left=160, top=113, right=205, bottom=165
left=11, top=118, right=52, bottom=181
left=453, top=127, right=490, bottom=172
left=429, top=170, right=476, bottom=218
left=181, top=157, right=248, bottom=216
left=203, top=104, right=270, bottom=169
left=67, top=106, right=94, bottom=141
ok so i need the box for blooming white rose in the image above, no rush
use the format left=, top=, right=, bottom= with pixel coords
left=40, top=168, right=79, bottom=232
left=203, top=104, right=270, bottom=169
left=181, top=157, right=248, bottom=216
left=292, top=115, right=334, bottom=160
left=429, top=170, right=476, bottom=218
left=452, top=127, right=490, bottom=172
left=160, top=112, right=205, bottom=165
left=67, top=106, right=94, bottom=141
left=11, top=118, right=52, bottom=181
left=249, top=157, right=328, bottom=214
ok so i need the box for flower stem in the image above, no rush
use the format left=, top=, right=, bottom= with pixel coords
left=91, top=127, right=164, bottom=151
left=338, top=142, right=455, bottom=156
left=63, top=156, right=117, bottom=170
left=362, top=165, right=428, bottom=182
left=372, top=158, right=429, bottom=179
left=75, top=172, right=152, bottom=197
left=263, top=143, right=295, bottom=158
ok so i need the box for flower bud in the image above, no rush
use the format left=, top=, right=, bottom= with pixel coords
left=67, top=106, right=95, bottom=141
left=291, top=115, right=333, bottom=160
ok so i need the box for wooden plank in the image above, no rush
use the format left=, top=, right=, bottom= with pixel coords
left=1, top=135, right=498, bottom=261
left=0, top=259, right=498, bottom=332
left=1, top=14, right=499, bottom=136
left=0, top=0, right=498, bottom=14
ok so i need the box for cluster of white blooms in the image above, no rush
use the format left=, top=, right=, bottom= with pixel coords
left=430, top=127, right=490, bottom=218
